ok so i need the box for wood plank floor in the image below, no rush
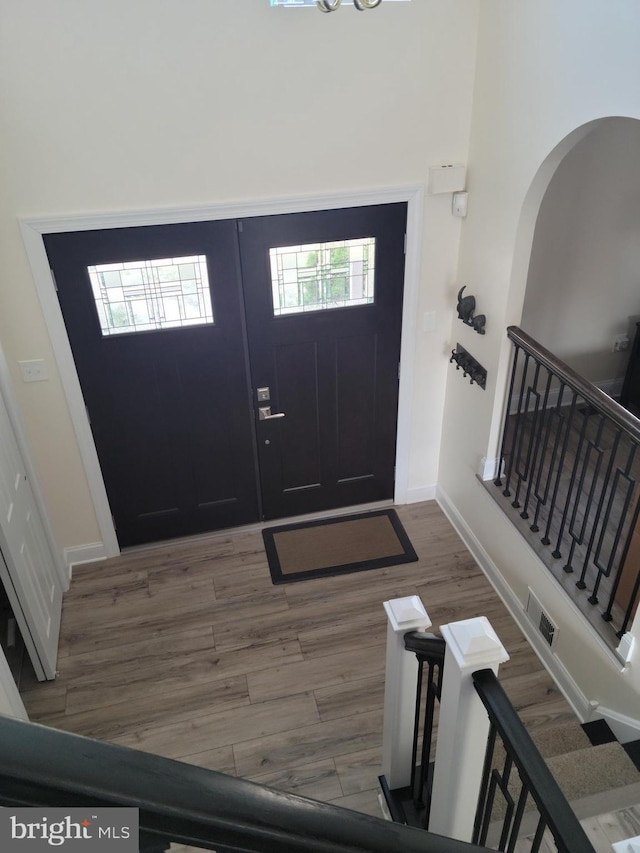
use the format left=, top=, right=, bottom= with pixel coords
left=21, top=501, right=578, bottom=821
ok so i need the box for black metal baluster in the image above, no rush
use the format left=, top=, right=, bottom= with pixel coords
left=409, top=657, right=425, bottom=809
left=402, top=633, right=446, bottom=828
left=530, top=382, right=567, bottom=534
left=576, top=424, right=622, bottom=590
left=529, top=816, right=548, bottom=853
left=513, top=363, right=543, bottom=514
left=472, top=668, right=595, bottom=853
left=418, top=659, right=442, bottom=826
left=520, top=366, right=553, bottom=522
left=473, top=725, right=497, bottom=846
left=541, top=392, right=579, bottom=548
left=506, top=784, right=531, bottom=853
left=498, top=326, right=640, bottom=649
left=495, top=344, right=522, bottom=489
left=563, top=413, right=605, bottom=574
left=592, top=444, right=637, bottom=608
left=501, top=349, right=531, bottom=499
left=551, top=402, right=593, bottom=559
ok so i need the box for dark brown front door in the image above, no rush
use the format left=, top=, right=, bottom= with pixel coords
left=45, top=204, right=407, bottom=546
left=239, top=204, right=407, bottom=519
left=45, top=222, right=260, bottom=546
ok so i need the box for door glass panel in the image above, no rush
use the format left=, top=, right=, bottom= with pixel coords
left=269, top=237, right=375, bottom=316
left=87, top=255, right=213, bottom=335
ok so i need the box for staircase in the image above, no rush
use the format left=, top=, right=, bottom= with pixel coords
left=486, top=719, right=640, bottom=850
left=380, top=608, right=640, bottom=853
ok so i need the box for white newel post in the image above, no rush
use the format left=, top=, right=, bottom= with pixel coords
left=428, top=617, right=510, bottom=843
left=381, top=596, right=432, bottom=790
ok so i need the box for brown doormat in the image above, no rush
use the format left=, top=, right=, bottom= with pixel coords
left=262, top=508, right=418, bottom=585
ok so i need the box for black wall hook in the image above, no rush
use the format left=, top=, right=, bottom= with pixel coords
left=449, top=343, right=487, bottom=389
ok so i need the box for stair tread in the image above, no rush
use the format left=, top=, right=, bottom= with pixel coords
left=546, top=741, right=640, bottom=802
left=487, top=738, right=639, bottom=826
left=530, top=720, right=592, bottom=758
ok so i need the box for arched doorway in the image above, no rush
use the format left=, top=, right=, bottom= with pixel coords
left=521, top=117, right=640, bottom=396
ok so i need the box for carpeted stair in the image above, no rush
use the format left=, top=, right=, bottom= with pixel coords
left=538, top=721, right=639, bottom=804
left=487, top=719, right=640, bottom=840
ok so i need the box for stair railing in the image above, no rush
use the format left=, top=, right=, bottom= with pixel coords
left=0, top=711, right=494, bottom=853
left=380, top=598, right=596, bottom=853
left=379, top=627, right=445, bottom=827
left=494, top=326, right=640, bottom=643
left=472, top=668, right=594, bottom=853
left=403, top=630, right=446, bottom=826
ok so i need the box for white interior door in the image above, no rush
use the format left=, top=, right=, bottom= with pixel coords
left=0, top=392, right=62, bottom=680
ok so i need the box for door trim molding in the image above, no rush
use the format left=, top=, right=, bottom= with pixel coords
left=0, top=342, right=69, bottom=590
left=19, top=185, right=424, bottom=558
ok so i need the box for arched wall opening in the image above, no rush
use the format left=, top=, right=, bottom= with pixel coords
left=521, top=117, right=640, bottom=393
left=487, top=117, right=640, bottom=462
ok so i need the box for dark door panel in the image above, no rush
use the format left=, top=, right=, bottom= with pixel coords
left=275, top=340, right=322, bottom=492
left=45, top=222, right=260, bottom=546
left=45, top=205, right=406, bottom=546
left=334, top=332, right=379, bottom=481
left=239, top=204, right=407, bottom=520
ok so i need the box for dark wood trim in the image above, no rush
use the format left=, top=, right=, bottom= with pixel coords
left=507, top=326, right=640, bottom=442
left=0, top=714, right=493, bottom=853
left=472, top=669, right=595, bottom=853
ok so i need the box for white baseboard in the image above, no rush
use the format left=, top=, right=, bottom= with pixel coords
left=63, top=542, right=108, bottom=576
left=403, top=484, right=437, bottom=504
left=435, top=484, right=592, bottom=723
left=595, top=705, right=640, bottom=744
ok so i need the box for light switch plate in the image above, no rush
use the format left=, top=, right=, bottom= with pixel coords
left=19, top=359, right=48, bottom=382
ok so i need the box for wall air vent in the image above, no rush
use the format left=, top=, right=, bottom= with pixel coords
left=525, top=588, right=558, bottom=649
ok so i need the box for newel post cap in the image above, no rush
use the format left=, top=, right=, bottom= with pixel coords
left=383, top=595, right=432, bottom=633
left=441, top=617, right=510, bottom=670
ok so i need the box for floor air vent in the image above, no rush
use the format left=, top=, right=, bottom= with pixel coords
left=525, top=589, right=558, bottom=649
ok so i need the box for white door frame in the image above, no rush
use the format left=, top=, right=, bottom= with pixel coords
left=20, top=185, right=424, bottom=559
left=0, top=343, right=67, bottom=589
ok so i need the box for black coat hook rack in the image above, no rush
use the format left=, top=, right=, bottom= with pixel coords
left=449, top=343, right=487, bottom=389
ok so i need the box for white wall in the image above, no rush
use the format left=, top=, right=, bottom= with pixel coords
left=0, top=0, right=479, bottom=554
left=522, top=118, right=640, bottom=386
left=439, top=0, right=640, bottom=720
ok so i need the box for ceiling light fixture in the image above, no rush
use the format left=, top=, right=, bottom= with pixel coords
left=317, top=0, right=382, bottom=11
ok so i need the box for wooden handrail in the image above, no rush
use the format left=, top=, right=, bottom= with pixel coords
left=403, top=630, right=446, bottom=661
left=472, top=669, right=596, bottom=853
left=0, top=713, right=493, bottom=853
left=507, top=326, right=640, bottom=443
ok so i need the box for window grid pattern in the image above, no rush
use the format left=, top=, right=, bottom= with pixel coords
left=87, top=255, right=213, bottom=336
left=269, top=237, right=376, bottom=317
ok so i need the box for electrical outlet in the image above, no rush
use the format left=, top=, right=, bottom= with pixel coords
left=613, top=335, right=630, bottom=353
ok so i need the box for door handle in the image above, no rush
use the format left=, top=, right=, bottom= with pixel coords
left=258, top=406, right=285, bottom=421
